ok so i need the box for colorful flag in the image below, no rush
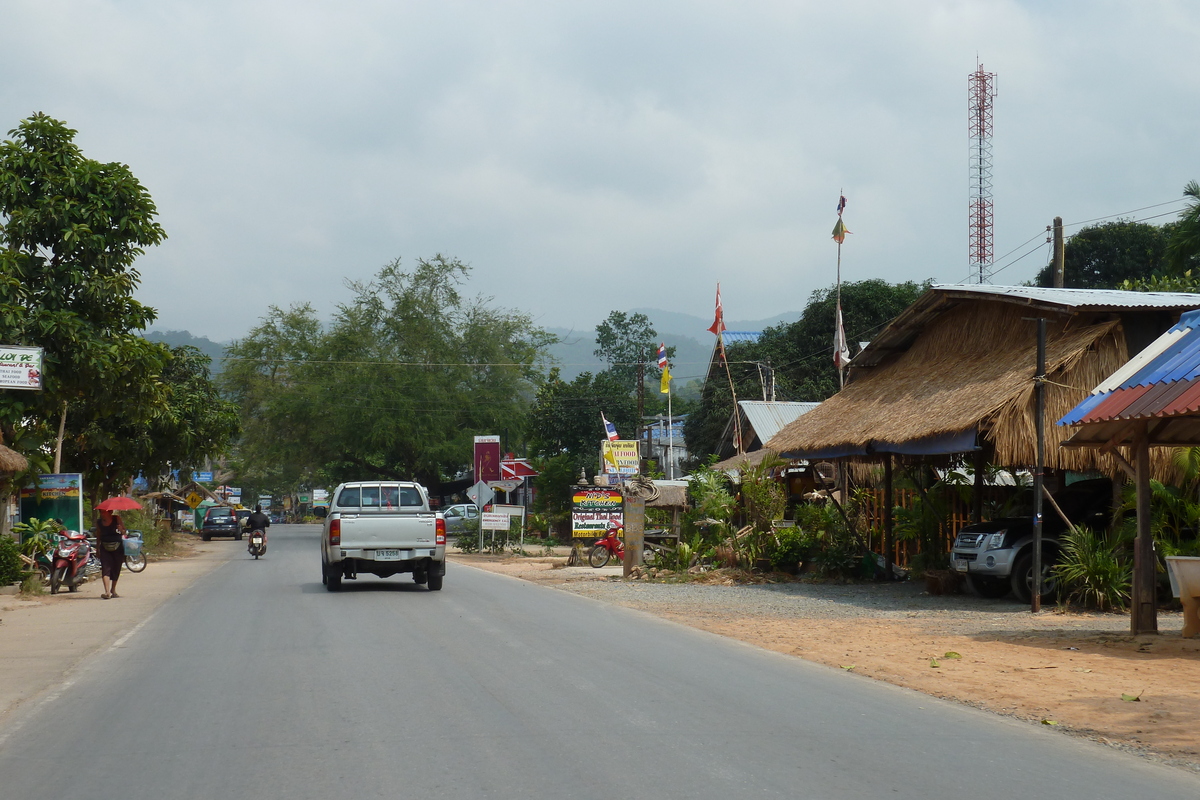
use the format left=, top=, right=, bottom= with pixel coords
left=834, top=305, right=851, bottom=370
left=660, top=363, right=671, bottom=394
left=601, top=413, right=619, bottom=442
left=656, top=342, right=667, bottom=370
left=836, top=194, right=847, bottom=216
left=707, top=283, right=726, bottom=335
left=832, top=217, right=850, bottom=244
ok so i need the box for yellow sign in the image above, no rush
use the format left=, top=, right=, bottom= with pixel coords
left=186, top=492, right=204, bottom=509
left=600, top=440, right=639, bottom=475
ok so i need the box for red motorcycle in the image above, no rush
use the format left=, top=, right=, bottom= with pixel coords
left=589, top=523, right=625, bottom=568
left=50, top=531, right=93, bottom=594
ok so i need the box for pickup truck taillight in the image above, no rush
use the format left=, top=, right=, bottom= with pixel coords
left=435, top=517, right=446, bottom=546
left=329, top=519, right=341, bottom=546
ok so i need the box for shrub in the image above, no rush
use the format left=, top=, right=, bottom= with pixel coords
left=764, top=526, right=813, bottom=573
left=0, top=536, right=23, bottom=585
left=1052, top=526, right=1130, bottom=611
left=455, top=531, right=480, bottom=554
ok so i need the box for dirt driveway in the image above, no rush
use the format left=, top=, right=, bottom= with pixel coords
left=451, top=552, right=1200, bottom=775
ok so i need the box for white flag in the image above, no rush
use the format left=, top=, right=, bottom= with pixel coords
left=834, top=305, right=851, bottom=370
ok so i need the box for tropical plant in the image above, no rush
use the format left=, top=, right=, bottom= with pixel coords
left=0, top=535, right=23, bottom=585
left=12, top=517, right=58, bottom=557
left=1052, top=526, right=1131, bottom=611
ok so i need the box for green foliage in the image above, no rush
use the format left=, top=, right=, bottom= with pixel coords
left=593, top=310, right=671, bottom=395
left=223, top=255, right=553, bottom=492
left=1052, top=526, right=1130, bottom=611
left=455, top=530, right=480, bottom=554
left=1035, top=220, right=1178, bottom=289
left=686, top=466, right=735, bottom=532
left=763, top=526, right=813, bottom=572
left=12, top=517, right=57, bottom=557
left=1166, top=180, right=1200, bottom=272
left=526, top=369, right=637, bottom=464
left=0, top=536, right=22, bottom=585
left=739, top=454, right=787, bottom=534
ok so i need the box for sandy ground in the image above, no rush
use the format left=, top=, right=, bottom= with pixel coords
left=452, top=552, right=1200, bottom=774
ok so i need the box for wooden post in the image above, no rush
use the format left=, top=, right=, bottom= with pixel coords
left=1032, top=318, right=1046, bottom=613
left=1131, top=422, right=1158, bottom=634
left=623, top=496, right=645, bottom=577
left=883, top=453, right=893, bottom=579
left=972, top=447, right=985, bottom=525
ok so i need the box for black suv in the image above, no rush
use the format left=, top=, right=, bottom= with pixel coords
left=201, top=506, right=242, bottom=541
left=951, top=478, right=1113, bottom=603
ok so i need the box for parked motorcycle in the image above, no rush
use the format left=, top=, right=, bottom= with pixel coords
left=247, top=527, right=267, bottom=559
left=589, top=524, right=625, bottom=568
left=50, top=531, right=93, bottom=594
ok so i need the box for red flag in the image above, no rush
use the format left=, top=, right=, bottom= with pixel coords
left=707, top=283, right=726, bottom=335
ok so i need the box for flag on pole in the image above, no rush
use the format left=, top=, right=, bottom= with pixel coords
left=603, top=447, right=620, bottom=470
left=656, top=342, right=667, bottom=369
left=601, top=413, right=619, bottom=442
left=660, top=364, right=671, bottom=394
left=707, top=283, right=726, bottom=335
left=832, top=217, right=850, bottom=244
left=834, top=305, right=851, bottom=370
left=836, top=194, right=847, bottom=216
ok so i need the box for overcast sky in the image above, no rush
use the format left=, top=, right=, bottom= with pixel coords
left=4, top=1, right=1199, bottom=342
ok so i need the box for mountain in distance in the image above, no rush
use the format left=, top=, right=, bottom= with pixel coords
left=143, top=330, right=229, bottom=373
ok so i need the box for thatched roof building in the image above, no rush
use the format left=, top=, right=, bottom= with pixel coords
left=767, top=286, right=1200, bottom=475
left=0, top=444, right=27, bottom=473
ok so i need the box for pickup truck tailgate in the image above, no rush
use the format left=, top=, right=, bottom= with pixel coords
left=337, top=512, right=439, bottom=549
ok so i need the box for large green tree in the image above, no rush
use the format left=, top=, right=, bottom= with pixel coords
left=0, top=113, right=169, bottom=509
left=1034, top=220, right=1178, bottom=289
left=223, top=256, right=554, bottom=492
left=594, top=311, right=666, bottom=394
left=1167, top=181, right=1200, bottom=272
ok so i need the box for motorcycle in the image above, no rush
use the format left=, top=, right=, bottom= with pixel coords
left=50, top=531, right=93, bottom=594
left=589, top=525, right=625, bottom=568
left=247, top=527, right=267, bottom=559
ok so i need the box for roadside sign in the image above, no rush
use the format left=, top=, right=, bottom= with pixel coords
left=0, top=345, right=43, bottom=390
left=492, top=504, right=525, bottom=518
left=195, top=471, right=213, bottom=482
left=466, top=480, right=495, bottom=508
left=481, top=512, right=510, bottom=531
left=487, top=479, right=522, bottom=493
left=186, top=492, right=203, bottom=509
left=500, top=457, right=538, bottom=479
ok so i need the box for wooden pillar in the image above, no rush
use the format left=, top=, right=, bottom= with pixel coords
left=883, top=453, right=894, bottom=579
left=1131, top=422, right=1158, bottom=634
left=623, top=496, right=645, bottom=577
left=972, top=447, right=985, bottom=525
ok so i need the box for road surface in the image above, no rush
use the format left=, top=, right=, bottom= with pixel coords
left=1, top=524, right=1195, bottom=798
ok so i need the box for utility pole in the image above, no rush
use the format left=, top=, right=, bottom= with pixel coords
left=1052, top=216, right=1064, bottom=288
left=636, top=348, right=646, bottom=472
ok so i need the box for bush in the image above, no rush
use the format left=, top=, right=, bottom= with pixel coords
left=1053, top=526, right=1130, bottom=611
left=764, top=526, right=813, bottom=573
left=455, top=531, right=480, bottom=553
left=0, top=536, right=23, bottom=586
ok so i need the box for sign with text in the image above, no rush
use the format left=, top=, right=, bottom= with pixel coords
left=20, top=473, right=84, bottom=532
left=481, top=512, right=510, bottom=531
left=474, top=435, right=501, bottom=483
left=0, top=346, right=43, bottom=390
left=599, top=440, right=639, bottom=475
left=195, top=471, right=213, bottom=482
left=571, top=488, right=623, bottom=538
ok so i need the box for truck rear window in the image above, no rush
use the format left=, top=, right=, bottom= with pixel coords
left=336, top=485, right=423, bottom=508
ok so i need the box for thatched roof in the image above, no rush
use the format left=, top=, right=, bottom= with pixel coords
left=767, top=294, right=1184, bottom=477
left=646, top=481, right=688, bottom=508
left=0, top=444, right=27, bottom=472
left=710, top=448, right=778, bottom=472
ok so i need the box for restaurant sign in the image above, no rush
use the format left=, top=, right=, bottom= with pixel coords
left=0, top=346, right=43, bottom=390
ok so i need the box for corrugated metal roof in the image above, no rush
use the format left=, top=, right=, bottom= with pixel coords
left=722, top=331, right=761, bottom=345
left=739, top=401, right=820, bottom=442
left=1060, top=308, right=1200, bottom=426
left=935, top=284, right=1200, bottom=311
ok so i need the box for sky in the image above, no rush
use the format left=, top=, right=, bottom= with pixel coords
left=3, top=1, right=1199, bottom=343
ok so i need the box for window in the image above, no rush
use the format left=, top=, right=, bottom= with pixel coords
left=360, top=486, right=380, bottom=507
left=337, top=487, right=360, bottom=507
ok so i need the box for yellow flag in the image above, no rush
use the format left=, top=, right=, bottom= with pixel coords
left=603, top=445, right=620, bottom=469
left=832, top=217, right=851, bottom=244
left=660, top=364, right=671, bottom=394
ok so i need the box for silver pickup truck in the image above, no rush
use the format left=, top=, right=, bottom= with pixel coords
left=321, top=481, right=446, bottom=592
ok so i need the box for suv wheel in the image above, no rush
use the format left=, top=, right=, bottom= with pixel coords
left=1011, top=550, right=1059, bottom=604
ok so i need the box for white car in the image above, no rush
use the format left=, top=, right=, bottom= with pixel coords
left=442, top=503, right=479, bottom=534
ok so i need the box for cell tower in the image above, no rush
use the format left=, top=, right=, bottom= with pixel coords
left=968, top=62, right=997, bottom=283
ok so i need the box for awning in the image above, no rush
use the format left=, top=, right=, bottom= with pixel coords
left=779, top=427, right=979, bottom=460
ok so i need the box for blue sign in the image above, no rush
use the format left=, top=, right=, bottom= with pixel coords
left=196, top=471, right=214, bottom=482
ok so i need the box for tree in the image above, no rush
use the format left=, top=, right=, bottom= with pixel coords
left=224, top=256, right=555, bottom=492
left=1167, top=180, right=1200, bottom=272
left=0, top=113, right=167, bottom=507
left=1034, top=220, right=1174, bottom=289
left=593, top=311, right=666, bottom=394
left=526, top=368, right=638, bottom=462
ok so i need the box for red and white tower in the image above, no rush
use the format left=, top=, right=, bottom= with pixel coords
left=968, top=62, right=997, bottom=283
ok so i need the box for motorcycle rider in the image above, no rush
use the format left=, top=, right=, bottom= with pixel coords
left=245, top=504, right=271, bottom=540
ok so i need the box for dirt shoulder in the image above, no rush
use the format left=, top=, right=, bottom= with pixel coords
left=0, top=536, right=234, bottom=724
left=451, top=552, right=1200, bottom=775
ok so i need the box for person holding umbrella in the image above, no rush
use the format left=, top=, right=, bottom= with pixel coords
left=94, top=497, right=139, bottom=599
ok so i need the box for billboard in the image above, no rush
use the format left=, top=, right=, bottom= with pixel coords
left=0, top=346, right=43, bottom=390
left=20, top=474, right=84, bottom=532
left=474, top=435, right=501, bottom=483
left=571, top=488, right=622, bottom=538
left=600, top=440, right=640, bottom=476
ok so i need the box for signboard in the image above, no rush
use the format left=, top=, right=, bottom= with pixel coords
left=500, top=457, right=538, bottom=479
left=186, top=492, right=204, bottom=509
left=20, top=474, right=84, bottom=532
left=0, top=345, right=43, bottom=390
left=481, top=512, right=510, bottom=531
left=196, top=471, right=214, bottom=482
left=474, top=435, right=501, bottom=483
left=492, top=503, right=525, bottom=519
left=600, top=440, right=640, bottom=475
left=313, top=488, right=329, bottom=508
left=258, top=495, right=272, bottom=509
left=466, top=480, right=495, bottom=508
left=487, top=479, right=522, bottom=493
left=298, top=492, right=311, bottom=503
left=571, top=488, right=622, bottom=538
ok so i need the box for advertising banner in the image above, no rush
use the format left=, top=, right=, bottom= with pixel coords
left=571, top=488, right=623, bottom=538
left=473, top=435, right=501, bottom=483
left=599, top=440, right=640, bottom=476
left=20, top=473, right=84, bottom=532
left=313, top=488, right=329, bottom=508
left=0, top=345, right=43, bottom=390
left=195, top=471, right=214, bottom=482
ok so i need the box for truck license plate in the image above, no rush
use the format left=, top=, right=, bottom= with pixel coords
left=953, top=559, right=968, bottom=573
left=375, top=549, right=401, bottom=560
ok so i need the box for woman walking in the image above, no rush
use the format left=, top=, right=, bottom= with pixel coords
left=95, top=508, right=126, bottom=599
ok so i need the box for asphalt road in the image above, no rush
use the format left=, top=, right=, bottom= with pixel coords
left=1, top=524, right=1196, bottom=799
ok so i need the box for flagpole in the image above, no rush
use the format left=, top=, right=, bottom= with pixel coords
left=667, top=384, right=674, bottom=479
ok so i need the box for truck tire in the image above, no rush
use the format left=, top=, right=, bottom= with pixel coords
left=428, top=571, right=443, bottom=591
left=1010, top=550, right=1058, bottom=604
left=966, top=574, right=1010, bottom=599
left=326, top=563, right=341, bottom=592
left=413, top=569, right=428, bottom=585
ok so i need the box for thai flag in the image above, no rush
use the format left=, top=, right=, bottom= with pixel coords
left=656, top=343, right=667, bottom=370
left=601, top=413, right=620, bottom=441
left=836, top=195, right=847, bottom=216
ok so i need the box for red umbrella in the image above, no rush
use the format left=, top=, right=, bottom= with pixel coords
left=95, top=496, right=142, bottom=512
